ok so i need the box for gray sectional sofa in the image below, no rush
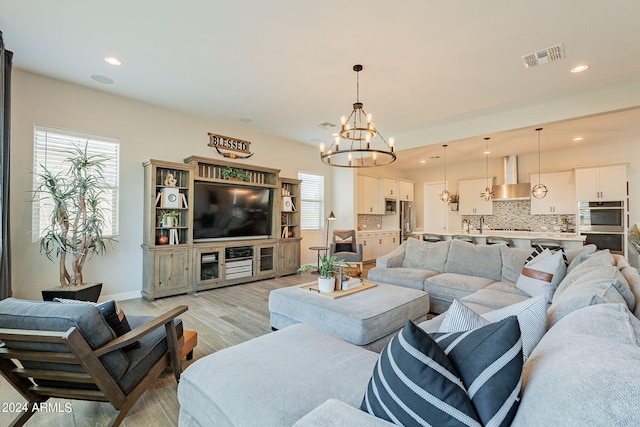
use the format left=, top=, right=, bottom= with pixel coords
left=177, top=243, right=640, bottom=426
left=369, top=237, right=596, bottom=313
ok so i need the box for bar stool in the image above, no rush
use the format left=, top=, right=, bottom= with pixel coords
left=531, top=238, right=562, bottom=250
left=452, top=235, right=475, bottom=244
left=422, top=233, right=444, bottom=243
left=486, top=236, right=513, bottom=247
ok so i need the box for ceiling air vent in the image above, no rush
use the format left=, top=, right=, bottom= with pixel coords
left=316, top=122, right=336, bottom=129
left=522, top=43, right=565, bottom=68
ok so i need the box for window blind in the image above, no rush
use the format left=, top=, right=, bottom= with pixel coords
left=32, top=125, right=120, bottom=240
left=298, top=171, right=325, bottom=230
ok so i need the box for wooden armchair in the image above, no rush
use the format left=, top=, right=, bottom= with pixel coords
left=0, top=298, right=187, bottom=427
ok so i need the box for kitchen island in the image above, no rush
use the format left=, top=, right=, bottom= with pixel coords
left=413, top=230, right=586, bottom=250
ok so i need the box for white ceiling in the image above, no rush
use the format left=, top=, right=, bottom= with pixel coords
left=2, top=1, right=640, bottom=167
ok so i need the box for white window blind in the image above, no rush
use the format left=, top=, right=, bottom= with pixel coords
left=298, top=171, right=324, bottom=230
left=32, top=125, right=120, bottom=240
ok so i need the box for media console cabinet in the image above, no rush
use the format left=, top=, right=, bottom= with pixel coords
left=141, top=156, right=301, bottom=301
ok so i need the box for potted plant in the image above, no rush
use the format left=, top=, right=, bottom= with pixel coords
left=221, top=166, right=251, bottom=182
left=449, top=192, right=459, bottom=211
left=630, top=224, right=640, bottom=253
left=34, top=144, right=118, bottom=301
left=298, top=254, right=345, bottom=293
left=158, top=210, right=180, bottom=228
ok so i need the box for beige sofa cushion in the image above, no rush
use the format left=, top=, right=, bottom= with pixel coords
left=444, top=239, right=503, bottom=282
left=513, top=303, right=640, bottom=426
left=402, top=238, right=450, bottom=272
left=548, top=279, right=629, bottom=326
left=554, top=254, right=635, bottom=311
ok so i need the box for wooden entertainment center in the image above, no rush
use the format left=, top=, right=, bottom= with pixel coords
left=141, top=156, right=301, bottom=301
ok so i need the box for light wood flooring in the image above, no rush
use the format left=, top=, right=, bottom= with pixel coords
left=0, top=266, right=374, bottom=427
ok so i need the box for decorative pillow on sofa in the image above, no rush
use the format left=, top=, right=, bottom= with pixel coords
left=516, top=248, right=566, bottom=302
left=361, top=318, right=523, bottom=427
left=439, top=296, right=547, bottom=361
left=54, top=298, right=140, bottom=350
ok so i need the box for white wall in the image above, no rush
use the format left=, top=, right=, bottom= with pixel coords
left=10, top=70, right=331, bottom=300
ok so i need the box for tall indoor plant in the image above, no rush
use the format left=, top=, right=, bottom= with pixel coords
left=34, top=144, right=117, bottom=298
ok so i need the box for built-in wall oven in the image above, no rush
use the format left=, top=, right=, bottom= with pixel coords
left=578, top=201, right=625, bottom=254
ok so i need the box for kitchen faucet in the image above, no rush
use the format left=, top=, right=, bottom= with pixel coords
left=479, top=216, right=485, bottom=234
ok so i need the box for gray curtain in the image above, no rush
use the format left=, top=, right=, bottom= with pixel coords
left=0, top=31, right=12, bottom=300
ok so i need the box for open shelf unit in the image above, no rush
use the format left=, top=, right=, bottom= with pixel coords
left=278, top=177, right=302, bottom=276
left=142, top=156, right=301, bottom=300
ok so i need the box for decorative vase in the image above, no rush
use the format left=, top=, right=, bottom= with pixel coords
left=317, top=276, right=336, bottom=293
left=450, top=202, right=459, bottom=211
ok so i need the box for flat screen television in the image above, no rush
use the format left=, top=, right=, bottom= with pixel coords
left=193, top=181, right=273, bottom=242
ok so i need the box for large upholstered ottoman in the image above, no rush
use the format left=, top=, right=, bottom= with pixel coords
left=268, top=281, right=430, bottom=352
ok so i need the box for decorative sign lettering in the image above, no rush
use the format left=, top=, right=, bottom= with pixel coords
left=208, top=133, right=254, bottom=159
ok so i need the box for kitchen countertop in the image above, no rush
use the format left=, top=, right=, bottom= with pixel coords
left=416, top=230, right=585, bottom=240
left=414, top=230, right=586, bottom=249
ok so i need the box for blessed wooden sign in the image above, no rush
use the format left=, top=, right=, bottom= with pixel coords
left=208, top=133, right=254, bottom=159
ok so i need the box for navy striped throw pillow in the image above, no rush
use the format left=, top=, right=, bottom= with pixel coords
left=362, top=317, right=522, bottom=427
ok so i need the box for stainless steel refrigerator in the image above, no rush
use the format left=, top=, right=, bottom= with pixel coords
left=400, top=201, right=416, bottom=240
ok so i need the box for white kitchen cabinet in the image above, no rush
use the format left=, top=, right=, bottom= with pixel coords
left=358, top=230, right=400, bottom=261
left=399, top=180, right=414, bottom=201
left=358, top=175, right=384, bottom=214
left=529, top=171, right=575, bottom=214
left=459, top=177, right=494, bottom=215
left=575, top=165, right=627, bottom=201
left=383, top=178, right=398, bottom=199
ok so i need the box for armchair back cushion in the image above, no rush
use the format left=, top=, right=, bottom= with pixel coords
left=0, top=298, right=129, bottom=381
left=333, top=230, right=357, bottom=253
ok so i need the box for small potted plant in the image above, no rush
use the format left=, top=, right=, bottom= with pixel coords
left=221, top=166, right=250, bottom=182
left=630, top=224, right=640, bottom=253
left=298, top=254, right=344, bottom=293
left=449, top=193, right=459, bottom=211
left=158, top=210, right=180, bottom=228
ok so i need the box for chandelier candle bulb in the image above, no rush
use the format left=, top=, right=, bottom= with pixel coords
left=319, top=143, right=325, bottom=154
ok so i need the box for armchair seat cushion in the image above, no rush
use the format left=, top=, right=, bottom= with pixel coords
left=119, top=316, right=183, bottom=394
left=0, top=298, right=128, bottom=381
left=333, top=251, right=362, bottom=263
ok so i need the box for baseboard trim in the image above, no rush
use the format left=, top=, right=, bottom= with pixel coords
left=100, top=290, right=142, bottom=302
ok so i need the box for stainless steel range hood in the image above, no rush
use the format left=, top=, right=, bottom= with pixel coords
left=491, top=155, right=531, bottom=200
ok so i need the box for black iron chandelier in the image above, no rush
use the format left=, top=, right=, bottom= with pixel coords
left=320, top=64, right=396, bottom=168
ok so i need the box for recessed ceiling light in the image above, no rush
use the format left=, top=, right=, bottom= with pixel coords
left=483, top=150, right=491, bottom=155
left=104, top=56, right=122, bottom=66
left=419, top=160, right=426, bottom=163
left=573, top=137, right=584, bottom=141
left=570, top=64, right=589, bottom=73
left=91, top=74, right=114, bottom=84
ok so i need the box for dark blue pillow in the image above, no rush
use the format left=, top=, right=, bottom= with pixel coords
left=335, top=242, right=353, bottom=253
left=432, top=317, right=523, bottom=426
left=361, top=320, right=480, bottom=426
left=361, top=317, right=523, bottom=426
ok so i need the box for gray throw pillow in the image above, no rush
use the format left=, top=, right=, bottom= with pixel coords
left=554, top=255, right=635, bottom=311
left=548, top=278, right=628, bottom=326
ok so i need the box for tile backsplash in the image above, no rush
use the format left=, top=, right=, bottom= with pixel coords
left=461, top=200, right=576, bottom=232
left=357, top=214, right=383, bottom=230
